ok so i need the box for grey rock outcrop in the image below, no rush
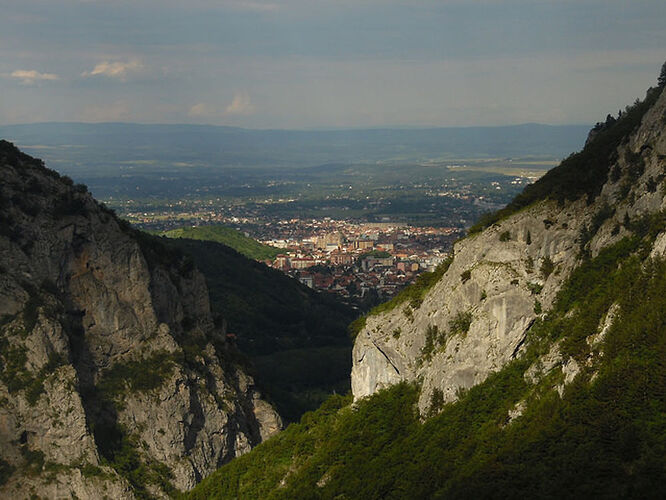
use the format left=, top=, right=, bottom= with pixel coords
left=352, top=85, right=666, bottom=415
left=352, top=199, right=584, bottom=413
left=0, top=142, right=281, bottom=498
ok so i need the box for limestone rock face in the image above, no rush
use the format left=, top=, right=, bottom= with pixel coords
left=0, top=142, right=281, bottom=498
left=352, top=200, right=583, bottom=413
left=352, top=85, right=666, bottom=414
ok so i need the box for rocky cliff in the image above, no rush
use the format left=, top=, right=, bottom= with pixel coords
left=0, top=141, right=281, bottom=498
left=352, top=84, right=666, bottom=414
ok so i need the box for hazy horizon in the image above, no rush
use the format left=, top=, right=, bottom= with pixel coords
left=0, top=120, right=594, bottom=132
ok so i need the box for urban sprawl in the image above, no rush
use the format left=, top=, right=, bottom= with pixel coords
left=263, top=219, right=460, bottom=308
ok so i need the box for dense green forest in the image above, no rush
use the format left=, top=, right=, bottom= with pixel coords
left=161, top=237, right=356, bottom=422
left=188, top=218, right=666, bottom=499
left=159, top=225, right=281, bottom=261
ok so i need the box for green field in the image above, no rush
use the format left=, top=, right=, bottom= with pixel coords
left=159, top=225, right=281, bottom=261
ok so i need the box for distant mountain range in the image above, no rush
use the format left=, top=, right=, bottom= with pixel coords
left=0, top=122, right=590, bottom=170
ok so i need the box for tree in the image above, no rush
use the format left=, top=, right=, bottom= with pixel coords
left=659, top=60, right=666, bottom=87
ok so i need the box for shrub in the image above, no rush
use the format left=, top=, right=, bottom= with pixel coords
left=533, top=300, right=542, bottom=314
left=448, top=311, right=473, bottom=336
left=348, top=316, right=366, bottom=340
left=525, top=256, right=534, bottom=273
left=499, top=231, right=511, bottom=242
left=419, top=324, right=444, bottom=364
left=22, top=292, right=43, bottom=332
left=540, top=257, right=555, bottom=279
left=428, top=388, right=445, bottom=416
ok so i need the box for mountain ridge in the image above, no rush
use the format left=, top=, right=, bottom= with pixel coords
left=0, top=140, right=282, bottom=498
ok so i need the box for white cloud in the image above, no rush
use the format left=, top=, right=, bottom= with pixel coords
left=188, top=103, right=211, bottom=117
left=225, top=91, right=254, bottom=115
left=10, top=69, right=59, bottom=85
left=82, top=59, right=143, bottom=80
left=188, top=92, right=255, bottom=120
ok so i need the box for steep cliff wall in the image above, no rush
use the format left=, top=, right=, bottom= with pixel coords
left=352, top=85, right=666, bottom=414
left=0, top=142, right=281, bottom=498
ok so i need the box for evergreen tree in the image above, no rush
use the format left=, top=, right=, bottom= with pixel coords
left=659, top=60, right=666, bottom=87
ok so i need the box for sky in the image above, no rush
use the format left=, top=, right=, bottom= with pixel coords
left=1, top=0, right=664, bottom=129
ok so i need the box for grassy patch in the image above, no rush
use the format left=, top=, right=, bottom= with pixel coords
left=99, top=424, right=178, bottom=499
left=159, top=225, right=281, bottom=261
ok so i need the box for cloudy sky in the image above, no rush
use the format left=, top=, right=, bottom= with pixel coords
left=1, top=0, right=664, bottom=128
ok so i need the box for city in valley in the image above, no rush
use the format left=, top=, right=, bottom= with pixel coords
left=262, top=219, right=460, bottom=310
left=139, top=211, right=463, bottom=311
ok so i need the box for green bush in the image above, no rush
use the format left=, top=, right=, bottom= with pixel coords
left=419, top=324, right=444, bottom=363
left=23, top=292, right=43, bottom=332
left=533, top=300, right=542, bottom=314
left=540, top=256, right=555, bottom=279
left=347, top=316, right=367, bottom=339
left=448, top=310, right=473, bottom=336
